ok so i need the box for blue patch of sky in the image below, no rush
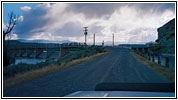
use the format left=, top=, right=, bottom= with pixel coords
left=3, top=3, right=40, bottom=23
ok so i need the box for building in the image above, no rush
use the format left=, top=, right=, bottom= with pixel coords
left=156, top=18, right=175, bottom=54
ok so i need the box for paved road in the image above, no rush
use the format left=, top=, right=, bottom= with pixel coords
left=3, top=47, right=170, bottom=97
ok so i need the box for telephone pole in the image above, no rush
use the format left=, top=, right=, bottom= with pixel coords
left=102, top=40, right=104, bottom=48
left=83, top=27, right=88, bottom=46
left=93, top=33, right=95, bottom=46
left=113, top=33, right=114, bottom=46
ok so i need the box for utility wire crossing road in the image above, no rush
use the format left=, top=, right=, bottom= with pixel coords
left=3, top=47, right=170, bottom=97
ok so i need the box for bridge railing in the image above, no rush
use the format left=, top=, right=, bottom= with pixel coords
left=5, top=42, right=84, bottom=60
left=5, top=42, right=85, bottom=49
left=132, top=47, right=175, bottom=71
left=5, top=43, right=61, bottom=49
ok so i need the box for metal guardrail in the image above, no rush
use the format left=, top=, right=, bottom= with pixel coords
left=133, top=49, right=175, bottom=71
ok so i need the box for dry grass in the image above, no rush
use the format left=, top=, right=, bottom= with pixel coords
left=130, top=50, right=175, bottom=83
left=3, top=51, right=110, bottom=90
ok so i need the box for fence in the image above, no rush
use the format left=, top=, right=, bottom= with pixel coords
left=134, top=50, right=175, bottom=71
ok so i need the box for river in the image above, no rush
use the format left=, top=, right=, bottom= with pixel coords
left=15, top=58, right=46, bottom=64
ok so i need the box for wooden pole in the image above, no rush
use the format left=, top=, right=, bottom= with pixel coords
left=158, top=55, right=161, bottom=64
left=83, top=27, right=88, bottom=47
left=85, top=35, right=87, bottom=45
left=102, top=40, right=104, bottom=48
left=152, top=54, right=154, bottom=62
left=113, top=33, right=114, bottom=46
left=93, top=33, right=95, bottom=46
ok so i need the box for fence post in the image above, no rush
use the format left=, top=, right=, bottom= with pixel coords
left=152, top=54, right=154, bottom=62
left=144, top=53, right=147, bottom=58
left=158, top=55, right=161, bottom=64
left=148, top=53, right=151, bottom=61
left=165, top=57, right=169, bottom=68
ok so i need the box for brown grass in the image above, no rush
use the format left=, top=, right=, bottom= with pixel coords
left=3, top=51, right=110, bottom=90
left=130, top=50, right=175, bottom=83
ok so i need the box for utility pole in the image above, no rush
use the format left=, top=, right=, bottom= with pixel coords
left=113, top=33, right=114, bottom=46
left=102, top=40, right=104, bottom=48
left=93, top=33, right=95, bottom=46
left=83, top=27, right=88, bottom=47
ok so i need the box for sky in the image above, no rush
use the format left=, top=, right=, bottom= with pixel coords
left=3, top=2, right=175, bottom=45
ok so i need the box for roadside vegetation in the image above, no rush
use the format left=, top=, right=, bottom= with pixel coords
left=130, top=50, right=175, bottom=82
left=3, top=46, right=110, bottom=89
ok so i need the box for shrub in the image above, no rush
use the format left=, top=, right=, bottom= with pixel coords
left=3, top=60, right=52, bottom=80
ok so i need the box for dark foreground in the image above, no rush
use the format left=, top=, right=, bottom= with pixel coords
left=3, top=47, right=170, bottom=97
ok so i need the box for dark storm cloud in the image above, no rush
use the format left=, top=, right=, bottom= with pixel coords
left=14, top=4, right=50, bottom=39
left=129, top=3, right=175, bottom=15
left=66, top=3, right=175, bottom=19
left=66, top=3, right=124, bottom=19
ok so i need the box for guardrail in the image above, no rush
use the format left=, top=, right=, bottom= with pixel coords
left=133, top=49, right=175, bottom=71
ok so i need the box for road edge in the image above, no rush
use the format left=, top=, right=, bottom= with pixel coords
left=3, top=51, right=111, bottom=90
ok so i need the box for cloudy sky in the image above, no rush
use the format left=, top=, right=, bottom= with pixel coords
left=3, top=3, right=175, bottom=45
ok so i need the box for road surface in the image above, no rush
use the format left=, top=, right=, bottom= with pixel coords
left=3, top=47, right=170, bottom=97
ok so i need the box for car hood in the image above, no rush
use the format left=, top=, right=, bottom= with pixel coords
left=64, top=91, right=175, bottom=97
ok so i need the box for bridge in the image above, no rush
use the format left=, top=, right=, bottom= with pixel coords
left=119, top=44, right=151, bottom=56
left=5, top=42, right=82, bottom=60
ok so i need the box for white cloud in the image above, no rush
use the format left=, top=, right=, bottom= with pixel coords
left=18, top=16, right=24, bottom=22
left=10, top=33, right=18, bottom=40
left=20, top=6, right=31, bottom=11
left=3, top=23, right=7, bottom=30
left=5, top=32, right=18, bottom=40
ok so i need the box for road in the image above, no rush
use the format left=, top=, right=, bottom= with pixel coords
left=3, top=47, right=170, bottom=97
